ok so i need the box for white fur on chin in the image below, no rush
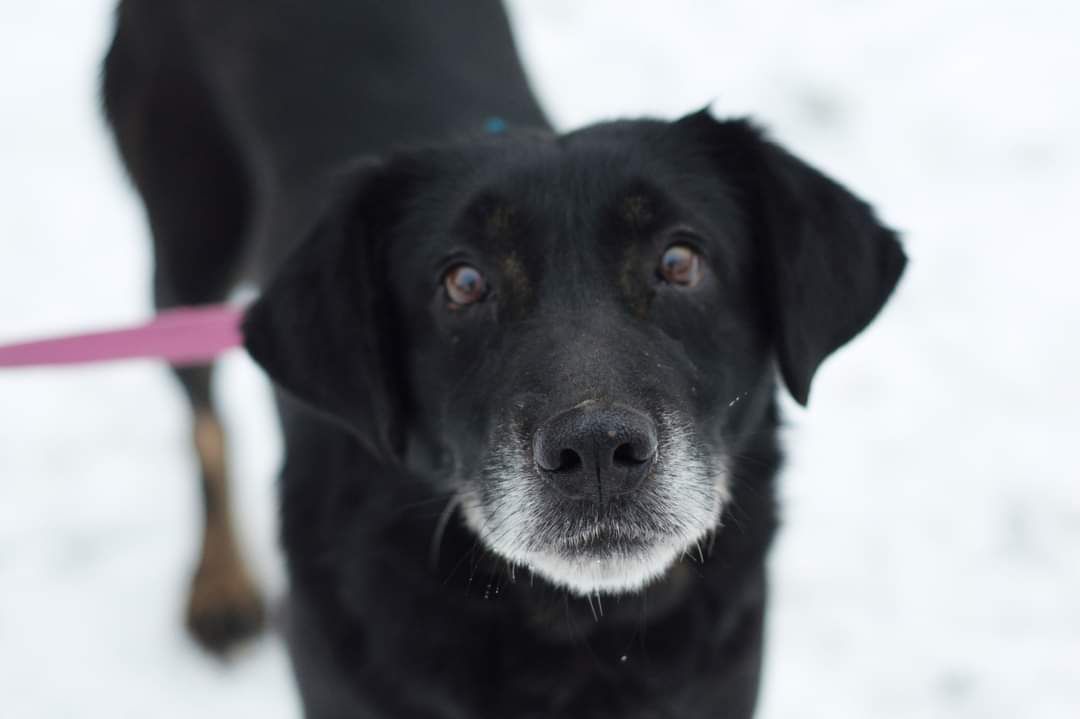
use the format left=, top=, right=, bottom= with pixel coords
left=460, top=410, right=728, bottom=596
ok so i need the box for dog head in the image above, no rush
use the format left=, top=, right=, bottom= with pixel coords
left=244, top=110, right=905, bottom=596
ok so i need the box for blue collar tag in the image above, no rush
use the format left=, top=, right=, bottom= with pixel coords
left=484, top=116, right=507, bottom=134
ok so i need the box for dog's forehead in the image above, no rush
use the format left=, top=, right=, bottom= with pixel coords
left=453, top=134, right=690, bottom=253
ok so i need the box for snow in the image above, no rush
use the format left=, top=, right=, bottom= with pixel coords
left=1, top=1, right=1078, bottom=716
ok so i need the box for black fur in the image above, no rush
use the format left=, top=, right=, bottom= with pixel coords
left=103, top=1, right=905, bottom=716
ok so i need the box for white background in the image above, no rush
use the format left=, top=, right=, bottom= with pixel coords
left=1, top=1, right=1077, bottom=716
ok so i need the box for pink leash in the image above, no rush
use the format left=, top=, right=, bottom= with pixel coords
left=0, top=304, right=245, bottom=369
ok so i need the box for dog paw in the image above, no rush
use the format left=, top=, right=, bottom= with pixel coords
left=185, top=559, right=266, bottom=656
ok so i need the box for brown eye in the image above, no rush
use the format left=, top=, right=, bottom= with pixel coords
left=658, top=243, right=704, bottom=287
left=444, top=264, right=488, bottom=307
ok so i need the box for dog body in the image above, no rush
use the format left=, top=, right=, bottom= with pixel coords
left=104, top=2, right=904, bottom=717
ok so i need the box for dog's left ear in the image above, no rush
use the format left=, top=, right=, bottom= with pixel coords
left=675, top=110, right=907, bottom=405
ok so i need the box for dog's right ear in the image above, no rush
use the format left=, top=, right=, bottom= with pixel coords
left=673, top=110, right=906, bottom=406
left=242, top=159, right=415, bottom=457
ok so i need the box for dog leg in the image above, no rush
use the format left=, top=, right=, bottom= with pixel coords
left=103, top=6, right=263, bottom=654
left=186, top=390, right=265, bottom=654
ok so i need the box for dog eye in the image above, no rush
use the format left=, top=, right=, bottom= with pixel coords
left=444, top=264, right=488, bottom=307
left=658, top=243, right=704, bottom=287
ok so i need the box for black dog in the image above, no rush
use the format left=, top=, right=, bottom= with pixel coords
left=103, top=1, right=905, bottom=716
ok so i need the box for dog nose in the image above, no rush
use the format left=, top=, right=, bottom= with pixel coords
left=533, top=403, right=658, bottom=501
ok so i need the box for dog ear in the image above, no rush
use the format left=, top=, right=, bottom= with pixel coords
left=675, top=110, right=906, bottom=405
left=242, top=159, right=413, bottom=456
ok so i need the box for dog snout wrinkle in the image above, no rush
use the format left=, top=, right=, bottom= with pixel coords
left=533, top=404, right=658, bottom=501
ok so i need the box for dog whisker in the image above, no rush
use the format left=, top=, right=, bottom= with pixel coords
left=429, top=494, right=463, bottom=570
left=585, top=593, right=598, bottom=622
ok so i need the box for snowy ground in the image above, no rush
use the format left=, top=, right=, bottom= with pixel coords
left=1, top=1, right=1078, bottom=717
